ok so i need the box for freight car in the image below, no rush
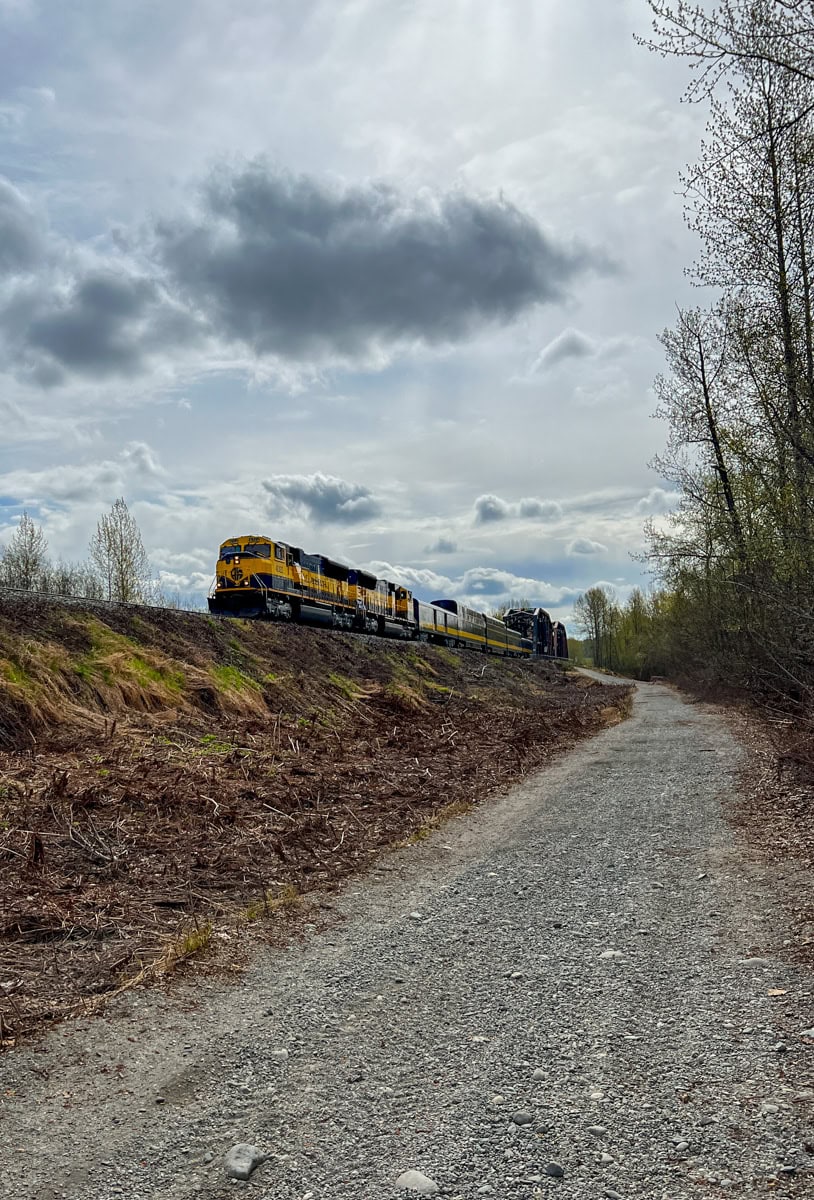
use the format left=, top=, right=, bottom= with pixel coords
left=208, top=534, right=568, bottom=659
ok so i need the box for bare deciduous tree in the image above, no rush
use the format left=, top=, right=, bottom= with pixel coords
left=642, top=1, right=814, bottom=97
left=0, top=511, right=49, bottom=590
left=573, top=586, right=618, bottom=669
left=89, top=498, right=152, bottom=603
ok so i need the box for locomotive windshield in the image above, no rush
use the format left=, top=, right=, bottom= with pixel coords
left=243, top=543, right=271, bottom=558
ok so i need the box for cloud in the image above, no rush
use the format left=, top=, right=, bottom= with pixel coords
left=0, top=178, right=43, bottom=276
left=3, top=269, right=203, bottom=385
left=369, top=559, right=578, bottom=610
left=527, top=328, right=644, bottom=375
left=0, top=175, right=203, bottom=384
left=473, top=494, right=511, bottom=523
left=635, top=487, right=680, bottom=515
left=0, top=165, right=612, bottom=384
left=0, top=441, right=164, bottom=505
left=120, top=441, right=165, bottom=477
left=517, top=497, right=563, bottom=519
left=566, top=537, right=607, bottom=556
left=156, top=161, right=607, bottom=361
left=425, top=536, right=457, bottom=554
left=473, top=493, right=562, bottom=524
left=0, top=448, right=163, bottom=508
left=262, top=471, right=382, bottom=525
left=532, top=327, right=595, bottom=370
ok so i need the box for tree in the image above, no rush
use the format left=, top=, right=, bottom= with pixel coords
left=0, top=511, right=49, bottom=590
left=89, top=498, right=152, bottom=603
left=639, top=0, right=814, bottom=705
left=41, top=559, right=104, bottom=600
left=642, top=1, right=814, bottom=98
left=572, top=586, right=618, bottom=668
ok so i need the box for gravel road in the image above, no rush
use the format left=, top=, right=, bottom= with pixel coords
left=2, top=679, right=813, bottom=1199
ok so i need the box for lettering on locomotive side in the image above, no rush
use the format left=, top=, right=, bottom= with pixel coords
left=208, top=534, right=567, bottom=659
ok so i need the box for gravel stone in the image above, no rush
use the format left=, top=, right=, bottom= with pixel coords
left=510, top=1110, right=534, bottom=1126
left=1, top=678, right=813, bottom=1199
left=544, top=1161, right=565, bottom=1177
left=394, top=1168, right=439, bottom=1193
left=224, top=1143, right=265, bottom=1180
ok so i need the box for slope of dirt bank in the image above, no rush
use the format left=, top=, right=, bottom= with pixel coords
left=0, top=594, right=630, bottom=1044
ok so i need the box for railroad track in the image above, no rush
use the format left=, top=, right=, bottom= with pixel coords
left=0, top=584, right=208, bottom=620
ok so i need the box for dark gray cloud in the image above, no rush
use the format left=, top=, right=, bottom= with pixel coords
left=1, top=268, right=202, bottom=385
left=0, top=178, right=43, bottom=277
left=156, top=162, right=606, bottom=359
left=0, top=166, right=609, bottom=383
left=28, top=274, right=158, bottom=374
left=262, top=472, right=381, bottom=525
left=473, top=493, right=563, bottom=524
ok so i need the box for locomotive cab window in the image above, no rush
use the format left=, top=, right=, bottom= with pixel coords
left=243, top=543, right=271, bottom=558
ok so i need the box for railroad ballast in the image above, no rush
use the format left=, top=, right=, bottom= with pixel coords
left=208, top=534, right=568, bottom=659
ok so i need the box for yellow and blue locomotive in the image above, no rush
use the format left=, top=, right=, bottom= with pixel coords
left=208, top=534, right=567, bottom=659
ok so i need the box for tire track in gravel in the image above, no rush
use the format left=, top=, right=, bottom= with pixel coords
left=1, top=680, right=813, bottom=1199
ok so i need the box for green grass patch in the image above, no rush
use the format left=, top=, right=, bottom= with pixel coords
left=431, top=646, right=462, bottom=667
left=199, top=733, right=234, bottom=753
left=73, top=657, right=113, bottom=685
left=211, top=664, right=260, bottom=692
left=328, top=671, right=363, bottom=700
left=126, top=655, right=185, bottom=693
left=0, top=658, right=31, bottom=687
left=83, top=618, right=136, bottom=654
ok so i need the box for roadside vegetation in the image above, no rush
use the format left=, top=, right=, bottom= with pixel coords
left=574, top=5, right=814, bottom=708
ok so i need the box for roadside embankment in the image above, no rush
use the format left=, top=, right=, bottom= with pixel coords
left=0, top=594, right=630, bottom=1042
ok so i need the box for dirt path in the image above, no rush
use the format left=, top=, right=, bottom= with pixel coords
left=1, top=681, right=813, bottom=1198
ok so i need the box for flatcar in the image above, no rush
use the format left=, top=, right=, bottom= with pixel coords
left=208, top=533, right=568, bottom=659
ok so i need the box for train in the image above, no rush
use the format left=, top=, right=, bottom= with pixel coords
left=208, top=533, right=568, bottom=659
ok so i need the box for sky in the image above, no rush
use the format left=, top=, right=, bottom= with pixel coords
left=0, top=0, right=709, bottom=623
